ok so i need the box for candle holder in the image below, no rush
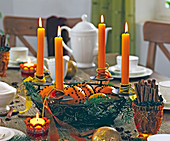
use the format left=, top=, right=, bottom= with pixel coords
left=91, top=63, right=113, bottom=85
left=118, top=83, right=135, bottom=96
left=25, top=117, right=50, bottom=141
left=0, top=46, right=10, bottom=77
left=90, top=75, right=113, bottom=85
left=32, top=70, right=51, bottom=85
left=20, top=63, right=36, bottom=78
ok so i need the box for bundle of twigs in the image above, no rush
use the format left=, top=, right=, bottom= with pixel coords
left=0, top=34, right=6, bottom=47
left=0, top=34, right=10, bottom=52
left=134, top=79, right=160, bottom=104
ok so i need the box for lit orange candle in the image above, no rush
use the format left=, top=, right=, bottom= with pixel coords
left=98, top=15, right=106, bottom=68
left=121, top=22, right=129, bottom=84
left=55, top=26, right=63, bottom=90
left=30, top=113, right=45, bottom=128
left=36, top=17, right=45, bottom=77
left=23, top=58, right=35, bottom=70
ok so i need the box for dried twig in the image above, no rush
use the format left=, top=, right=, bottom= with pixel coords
left=134, top=79, right=159, bottom=103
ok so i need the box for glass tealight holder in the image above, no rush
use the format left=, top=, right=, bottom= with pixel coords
left=132, top=101, right=164, bottom=139
left=20, top=63, right=36, bottom=78
left=25, top=117, right=50, bottom=141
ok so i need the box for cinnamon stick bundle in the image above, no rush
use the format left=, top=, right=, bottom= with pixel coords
left=0, top=35, right=6, bottom=47
left=134, top=79, right=159, bottom=104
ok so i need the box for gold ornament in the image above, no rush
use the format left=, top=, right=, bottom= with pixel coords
left=66, top=60, right=77, bottom=79
left=92, top=126, right=122, bottom=141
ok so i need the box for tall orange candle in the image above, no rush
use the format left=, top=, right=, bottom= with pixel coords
left=121, top=22, right=129, bottom=84
left=98, top=15, right=106, bottom=68
left=36, top=17, right=45, bottom=77
left=55, top=26, right=63, bottom=90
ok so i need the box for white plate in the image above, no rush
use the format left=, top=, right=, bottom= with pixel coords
left=109, top=65, right=146, bottom=75
left=108, top=66, right=153, bottom=79
left=0, top=126, right=15, bottom=141
left=12, top=128, right=26, bottom=136
left=147, top=134, right=170, bottom=141
left=8, top=56, right=36, bottom=68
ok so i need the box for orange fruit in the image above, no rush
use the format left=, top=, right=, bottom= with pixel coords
left=96, top=86, right=115, bottom=94
left=89, top=93, right=106, bottom=99
left=76, top=83, right=94, bottom=98
left=62, top=85, right=85, bottom=104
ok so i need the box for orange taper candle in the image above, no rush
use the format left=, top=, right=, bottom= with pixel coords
left=121, top=22, right=129, bottom=84
left=98, top=15, right=106, bottom=68
left=55, top=26, right=63, bottom=90
left=36, top=17, right=45, bottom=77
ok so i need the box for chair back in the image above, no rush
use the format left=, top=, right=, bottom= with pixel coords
left=3, top=16, right=81, bottom=57
left=143, top=21, right=170, bottom=70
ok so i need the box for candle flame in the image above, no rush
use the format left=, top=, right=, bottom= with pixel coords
left=27, top=58, right=31, bottom=64
left=36, top=113, right=39, bottom=120
left=101, top=15, right=104, bottom=23
left=125, top=22, right=128, bottom=33
left=57, top=26, right=61, bottom=36
left=39, top=17, right=42, bottom=28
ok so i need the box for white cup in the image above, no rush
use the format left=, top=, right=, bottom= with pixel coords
left=116, top=56, right=139, bottom=72
left=159, top=81, right=170, bottom=102
left=45, top=56, right=69, bottom=80
left=9, top=47, right=28, bottom=63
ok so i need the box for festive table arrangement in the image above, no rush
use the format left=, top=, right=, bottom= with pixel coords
left=0, top=15, right=166, bottom=141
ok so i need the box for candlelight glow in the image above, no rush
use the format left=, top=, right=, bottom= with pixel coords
left=39, top=17, right=42, bottom=28
left=27, top=58, right=31, bottom=64
left=125, top=22, right=128, bottom=33
left=101, top=15, right=104, bottom=23
left=23, top=58, right=34, bottom=67
left=57, top=26, right=61, bottom=36
left=36, top=113, right=39, bottom=120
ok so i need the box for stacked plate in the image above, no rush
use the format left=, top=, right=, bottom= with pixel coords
left=108, top=65, right=153, bottom=78
left=0, top=126, right=25, bottom=141
left=8, top=56, right=36, bottom=68
left=108, top=56, right=153, bottom=78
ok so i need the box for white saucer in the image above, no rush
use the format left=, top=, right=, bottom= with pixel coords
left=8, top=56, right=36, bottom=68
left=109, top=65, right=146, bottom=75
left=108, top=66, right=153, bottom=79
left=0, top=126, right=15, bottom=141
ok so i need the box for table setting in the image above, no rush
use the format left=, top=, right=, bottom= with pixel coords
left=0, top=14, right=170, bottom=141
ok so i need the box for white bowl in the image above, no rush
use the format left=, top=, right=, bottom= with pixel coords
left=147, top=134, right=170, bottom=141
left=0, top=82, right=16, bottom=112
left=159, top=81, right=170, bottom=102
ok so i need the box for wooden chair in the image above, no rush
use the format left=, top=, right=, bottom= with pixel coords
left=143, top=21, right=170, bottom=70
left=3, top=16, right=81, bottom=57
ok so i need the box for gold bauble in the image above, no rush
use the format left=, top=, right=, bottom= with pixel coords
left=92, top=126, right=122, bottom=141
left=65, top=60, right=77, bottom=79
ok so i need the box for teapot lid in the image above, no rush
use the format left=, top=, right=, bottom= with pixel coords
left=71, top=14, right=96, bottom=33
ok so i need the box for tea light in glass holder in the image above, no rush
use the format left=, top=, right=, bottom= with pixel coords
left=20, top=58, right=36, bottom=78
left=25, top=113, right=50, bottom=140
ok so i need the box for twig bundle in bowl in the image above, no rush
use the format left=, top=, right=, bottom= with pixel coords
left=0, top=34, right=10, bottom=77
left=133, top=79, right=164, bottom=139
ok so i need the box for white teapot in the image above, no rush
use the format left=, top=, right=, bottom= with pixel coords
left=61, top=14, right=112, bottom=68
